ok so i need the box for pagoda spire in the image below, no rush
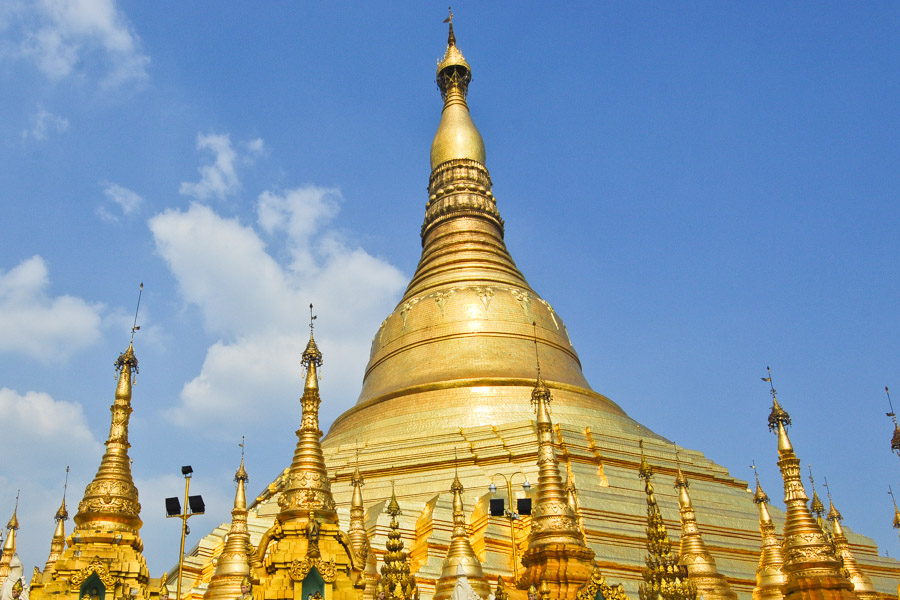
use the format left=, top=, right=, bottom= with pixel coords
left=750, top=466, right=786, bottom=600
left=434, top=470, right=489, bottom=600
left=825, top=483, right=879, bottom=600
left=43, top=468, right=70, bottom=577
left=673, top=460, right=737, bottom=600
left=29, top=319, right=150, bottom=600
left=637, top=441, right=696, bottom=600
left=890, top=487, right=900, bottom=546
left=74, top=343, right=143, bottom=534
left=519, top=347, right=596, bottom=599
left=348, top=449, right=370, bottom=567
left=0, top=495, right=20, bottom=583
left=204, top=448, right=252, bottom=600
left=277, top=305, right=337, bottom=524
left=380, top=486, right=417, bottom=600
left=763, top=367, right=857, bottom=600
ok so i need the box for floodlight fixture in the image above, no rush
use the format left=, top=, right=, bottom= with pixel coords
left=165, top=497, right=181, bottom=517
left=188, top=495, right=205, bottom=515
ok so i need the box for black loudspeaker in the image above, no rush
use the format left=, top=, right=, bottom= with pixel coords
left=517, top=498, right=532, bottom=516
left=490, top=498, right=505, bottom=516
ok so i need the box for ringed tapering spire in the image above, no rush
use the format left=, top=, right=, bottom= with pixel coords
left=75, top=343, right=143, bottom=533
left=519, top=350, right=596, bottom=598
left=278, top=305, right=337, bottom=524
left=434, top=471, right=489, bottom=600
left=0, top=495, right=20, bottom=582
left=348, top=449, right=370, bottom=567
left=43, top=468, right=70, bottom=577
left=764, top=368, right=857, bottom=600
left=673, top=460, right=737, bottom=600
left=825, top=483, right=878, bottom=600
left=751, top=466, right=786, bottom=600
left=204, top=448, right=252, bottom=600
left=637, top=442, right=696, bottom=600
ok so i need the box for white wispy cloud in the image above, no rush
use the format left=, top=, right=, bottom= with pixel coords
left=0, top=387, right=103, bottom=571
left=180, top=133, right=250, bottom=202
left=0, top=256, right=105, bottom=361
left=21, top=107, right=69, bottom=142
left=150, top=186, right=406, bottom=438
left=9, top=0, right=149, bottom=88
left=97, top=181, right=143, bottom=222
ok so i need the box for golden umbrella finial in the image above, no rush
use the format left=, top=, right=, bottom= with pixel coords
left=885, top=386, right=900, bottom=458
left=807, top=464, right=825, bottom=519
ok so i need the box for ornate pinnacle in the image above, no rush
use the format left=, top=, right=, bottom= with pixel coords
left=751, top=463, right=770, bottom=506
left=75, top=343, right=142, bottom=535
left=637, top=442, right=696, bottom=600
left=764, top=367, right=790, bottom=432
left=807, top=465, right=825, bottom=520
left=277, top=314, right=337, bottom=523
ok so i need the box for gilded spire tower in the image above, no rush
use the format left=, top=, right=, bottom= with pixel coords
left=0, top=498, right=20, bottom=584
left=41, top=469, right=70, bottom=581
left=30, top=343, right=150, bottom=600
left=255, top=311, right=364, bottom=600
left=204, top=452, right=252, bottom=600
left=518, top=369, right=596, bottom=599
left=673, top=463, right=737, bottom=600
left=750, top=468, right=786, bottom=600
left=764, top=369, right=858, bottom=600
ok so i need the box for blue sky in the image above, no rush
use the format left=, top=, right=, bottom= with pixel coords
left=1, top=2, right=898, bottom=577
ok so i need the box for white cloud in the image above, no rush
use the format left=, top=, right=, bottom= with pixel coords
left=179, top=133, right=244, bottom=202
left=0, top=387, right=104, bottom=573
left=11, top=0, right=149, bottom=87
left=150, top=186, right=406, bottom=439
left=0, top=256, right=105, bottom=360
left=21, top=107, right=69, bottom=141
left=97, top=181, right=142, bottom=222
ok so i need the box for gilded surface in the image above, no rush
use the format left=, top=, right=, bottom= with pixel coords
left=674, top=467, right=737, bottom=600
left=751, top=478, right=786, bottom=600
left=768, top=398, right=857, bottom=600
left=203, top=459, right=252, bottom=600
left=69, top=560, right=116, bottom=588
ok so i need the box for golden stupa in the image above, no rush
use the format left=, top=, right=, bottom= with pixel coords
left=160, top=17, right=900, bottom=600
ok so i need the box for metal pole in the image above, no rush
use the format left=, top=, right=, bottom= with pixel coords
left=176, top=475, right=190, bottom=600
left=506, top=476, right=519, bottom=582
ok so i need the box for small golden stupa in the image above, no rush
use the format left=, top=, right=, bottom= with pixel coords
left=253, top=319, right=365, bottom=600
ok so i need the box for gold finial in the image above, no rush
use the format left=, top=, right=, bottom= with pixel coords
left=56, top=467, right=69, bottom=522
left=751, top=462, right=769, bottom=505
left=130, top=283, right=143, bottom=344
left=764, top=367, right=791, bottom=432
left=302, top=303, right=323, bottom=370
left=807, top=465, right=825, bottom=519
left=638, top=439, right=653, bottom=481
left=235, top=437, right=248, bottom=483
left=823, top=477, right=841, bottom=523
left=889, top=487, right=900, bottom=530
left=886, top=386, right=900, bottom=458
left=8, top=491, right=19, bottom=531
left=530, top=322, right=551, bottom=412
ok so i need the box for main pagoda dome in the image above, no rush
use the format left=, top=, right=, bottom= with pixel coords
left=325, top=18, right=638, bottom=448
